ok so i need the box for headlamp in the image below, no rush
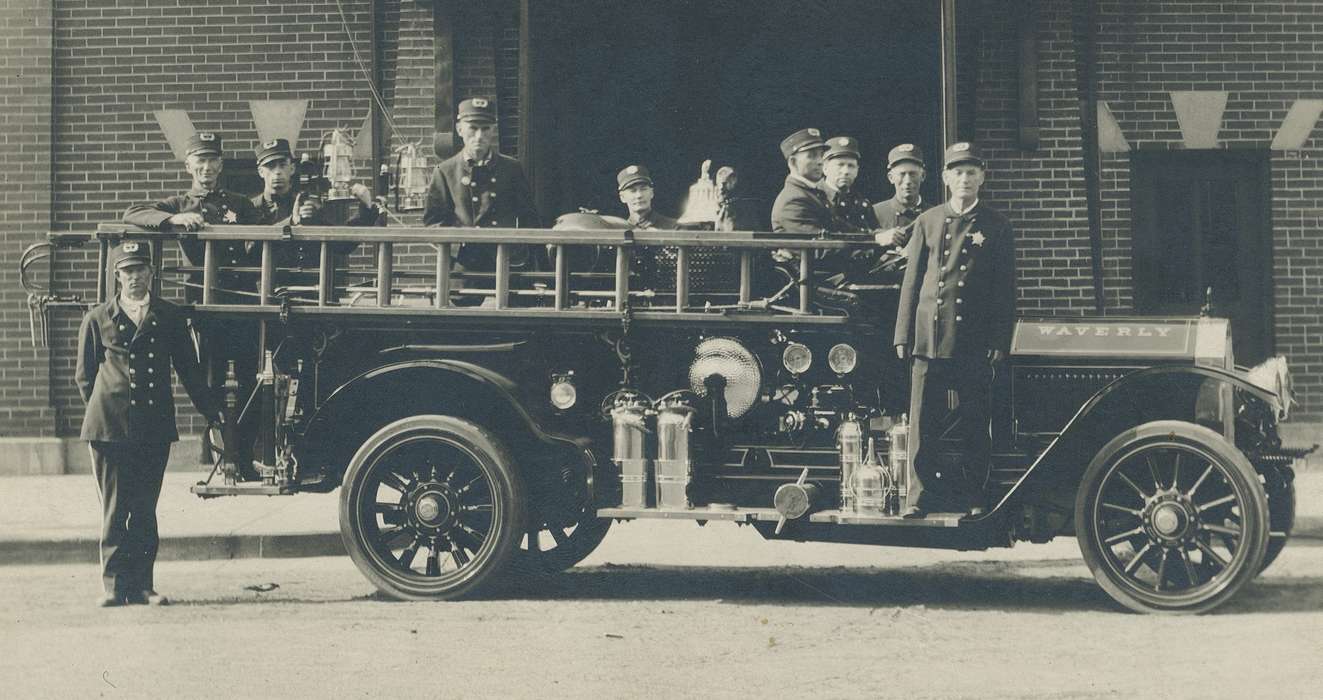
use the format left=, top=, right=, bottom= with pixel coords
left=782, top=342, right=812, bottom=375
left=828, top=344, right=857, bottom=374
left=550, top=373, right=577, bottom=410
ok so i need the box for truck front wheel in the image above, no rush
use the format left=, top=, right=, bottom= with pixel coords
left=339, top=415, right=525, bottom=601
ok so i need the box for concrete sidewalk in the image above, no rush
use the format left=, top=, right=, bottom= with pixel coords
left=2, top=470, right=1321, bottom=566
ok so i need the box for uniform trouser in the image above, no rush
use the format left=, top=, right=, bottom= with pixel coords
left=90, top=441, right=171, bottom=596
left=908, top=355, right=992, bottom=510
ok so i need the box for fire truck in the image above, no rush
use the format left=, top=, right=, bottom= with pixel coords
left=27, top=219, right=1306, bottom=614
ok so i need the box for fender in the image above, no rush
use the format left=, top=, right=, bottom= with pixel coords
left=992, top=364, right=1280, bottom=516
left=294, top=358, right=590, bottom=491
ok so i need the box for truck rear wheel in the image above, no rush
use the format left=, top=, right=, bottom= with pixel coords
left=339, top=415, right=524, bottom=601
left=1076, top=421, right=1268, bottom=614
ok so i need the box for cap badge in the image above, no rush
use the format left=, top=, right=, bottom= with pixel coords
left=952, top=142, right=970, bottom=152
left=123, top=242, right=140, bottom=253
left=199, top=133, right=216, bottom=142
left=808, top=128, right=821, bottom=137
left=899, top=144, right=914, bottom=151
left=263, top=139, right=280, bottom=148
left=626, top=165, right=639, bottom=174
left=472, top=98, right=489, bottom=108
left=831, top=137, right=847, bottom=146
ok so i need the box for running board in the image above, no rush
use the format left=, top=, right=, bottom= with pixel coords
left=191, top=481, right=299, bottom=498
left=597, top=506, right=963, bottom=528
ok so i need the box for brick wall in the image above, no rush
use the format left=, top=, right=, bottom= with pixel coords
left=974, top=0, right=1323, bottom=419
left=47, top=0, right=384, bottom=436
left=0, top=0, right=55, bottom=436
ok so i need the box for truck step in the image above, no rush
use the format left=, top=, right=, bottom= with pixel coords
left=190, top=481, right=298, bottom=498
left=597, top=505, right=965, bottom=528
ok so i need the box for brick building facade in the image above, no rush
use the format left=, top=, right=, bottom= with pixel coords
left=0, top=0, right=1318, bottom=465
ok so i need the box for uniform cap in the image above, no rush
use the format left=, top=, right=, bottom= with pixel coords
left=457, top=97, right=497, bottom=125
left=111, top=240, right=152, bottom=269
left=255, top=138, right=294, bottom=167
left=887, top=143, right=926, bottom=169
left=779, top=128, right=828, bottom=159
left=184, top=132, right=223, bottom=158
left=616, top=164, right=653, bottom=191
left=943, top=141, right=985, bottom=169
left=824, top=136, right=861, bottom=161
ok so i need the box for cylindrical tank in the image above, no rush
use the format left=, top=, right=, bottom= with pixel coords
left=888, top=415, right=913, bottom=511
left=852, top=438, right=886, bottom=515
left=611, top=397, right=653, bottom=508
left=654, top=398, right=695, bottom=509
left=837, top=418, right=865, bottom=510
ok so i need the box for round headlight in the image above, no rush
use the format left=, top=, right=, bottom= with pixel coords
left=782, top=342, right=812, bottom=374
left=828, top=343, right=857, bottom=374
left=550, top=378, right=577, bottom=409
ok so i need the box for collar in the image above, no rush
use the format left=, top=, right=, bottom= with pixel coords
left=113, top=293, right=151, bottom=322
left=947, top=198, right=979, bottom=217
left=463, top=150, right=493, bottom=169
left=628, top=210, right=656, bottom=228
left=894, top=195, right=923, bottom=211
left=261, top=190, right=295, bottom=206
left=187, top=185, right=223, bottom=198
left=787, top=172, right=822, bottom=192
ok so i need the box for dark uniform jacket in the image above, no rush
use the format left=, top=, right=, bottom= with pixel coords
left=423, top=151, right=540, bottom=270
left=250, top=189, right=366, bottom=269
left=872, top=196, right=927, bottom=247
left=894, top=200, right=1017, bottom=360
left=124, top=186, right=260, bottom=267
left=423, top=152, right=539, bottom=229
left=826, top=186, right=879, bottom=233
left=124, top=187, right=261, bottom=303
left=771, top=174, right=833, bottom=233
left=76, top=296, right=217, bottom=443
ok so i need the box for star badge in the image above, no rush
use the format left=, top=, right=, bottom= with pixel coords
left=971, top=232, right=986, bottom=247
left=223, top=209, right=238, bottom=223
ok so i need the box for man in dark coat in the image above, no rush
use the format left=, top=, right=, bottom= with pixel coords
left=894, top=142, right=1017, bottom=517
left=770, top=128, right=832, bottom=234
left=871, top=143, right=928, bottom=249
left=76, top=241, right=221, bottom=607
left=423, top=97, right=540, bottom=271
left=821, top=136, right=879, bottom=234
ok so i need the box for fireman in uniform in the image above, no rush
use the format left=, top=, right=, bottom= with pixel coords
left=770, top=128, right=832, bottom=234
left=821, top=136, right=878, bottom=233
left=76, top=241, right=221, bottom=607
left=617, top=164, right=680, bottom=230
left=871, top=143, right=927, bottom=249
left=423, top=97, right=540, bottom=271
left=894, top=142, right=1017, bottom=517
left=123, top=131, right=260, bottom=480
left=250, top=138, right=373, bottom=270
left=123, top=132, right=260, bottom=291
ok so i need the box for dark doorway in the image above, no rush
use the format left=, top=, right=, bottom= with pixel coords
left=525, top=0, right=944, bottom=227
left=1130, top=150, right=1274, bottom=364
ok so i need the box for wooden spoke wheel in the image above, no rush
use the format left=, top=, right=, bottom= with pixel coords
left=516, top=449, right=611, bottom=574
left=340, top=416, right=524, bottom=601
left=1076, top=421, right=1268, bottom=614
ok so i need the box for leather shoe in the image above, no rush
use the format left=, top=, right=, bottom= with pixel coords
left=129, top=590, right=170, bottom=606
left=901, top=505, right=928, bottom=519
left=97, top=594, right=123, bottom=608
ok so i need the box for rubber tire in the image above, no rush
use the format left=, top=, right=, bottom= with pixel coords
left=516, top=515, right=612, bottom=574
left=339, top=415, right=525, bottom=601
left=1260, top=479, right=1295, bottom=574
left=1076, top=420, right=1269, bottom=614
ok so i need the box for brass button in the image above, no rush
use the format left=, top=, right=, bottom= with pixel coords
left=956, top=315, right=963, bottom=321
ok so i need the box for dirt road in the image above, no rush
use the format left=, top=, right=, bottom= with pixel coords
left=3, top=523, right=1321, bottom=698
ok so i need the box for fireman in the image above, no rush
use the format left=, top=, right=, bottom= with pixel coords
left=250, top=137, right=372, bottom=270
left=617, top=164, right=680, bottom=230
left=423, top=97, right=540, bottom=271
left=76, top=241, right=221, bottom=606
left=770, top=128, right=832, bottom=234
left=821, top=136, right=878, bottom=233
left=871, top=143, right=928, bottom=249
left=894, top=142, right=1017, bottom=517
